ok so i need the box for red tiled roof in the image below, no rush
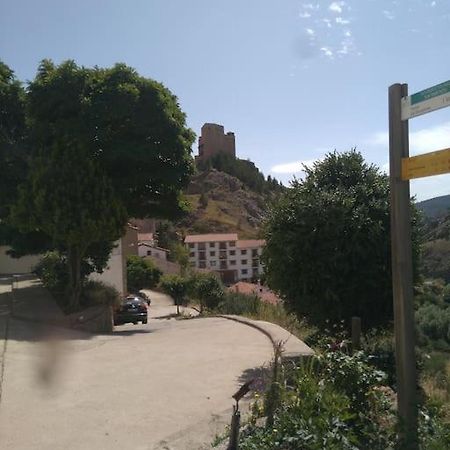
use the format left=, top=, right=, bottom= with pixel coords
left=236, top=239, right=265, bottom=249
left=185, top=233, right=238, bottom=243
left=138, top=233, right=154, bottom=242
left=228, top=282, right=280, bottom=305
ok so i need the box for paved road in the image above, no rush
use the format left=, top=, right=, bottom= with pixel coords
left=0, top=285, right=273, bottom=450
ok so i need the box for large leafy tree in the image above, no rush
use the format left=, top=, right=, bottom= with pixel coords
left=12, top=140, right=126, bottom=308
left=263, top=150, right=421, bottom=329
left=26, top=60, right=195, bottom=219
left=2, top=60, right=195, bottom=308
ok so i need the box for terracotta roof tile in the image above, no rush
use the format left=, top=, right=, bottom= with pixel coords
left=236, top=239, right=265, bottom=249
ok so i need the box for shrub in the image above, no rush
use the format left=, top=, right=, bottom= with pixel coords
left=34, top=251, right=68, bottom=292
left=81, top=280, right=121, bottom=308
left=240, top=350, right=396, bottom=450
left=159, top=274, right=189, bottom=313
left=416, top=303, right=450, bottom=348
left=188, top=272, right=224, bottom=312
left=216, top=291, right=261, bottom=315
left=126, top=255, right=162, bottom=292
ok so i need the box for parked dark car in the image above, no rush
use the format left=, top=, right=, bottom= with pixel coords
left=114, top=295, right=148, bottom=325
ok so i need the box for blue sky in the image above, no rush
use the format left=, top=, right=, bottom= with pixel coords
left=1, top=0, right=449, bottom=200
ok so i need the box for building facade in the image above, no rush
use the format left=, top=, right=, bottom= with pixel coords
left=185, top=233, right=265, bottom=284
left=197, top=123, right=236, bottom=161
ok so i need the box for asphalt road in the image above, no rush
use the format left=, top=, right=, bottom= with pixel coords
left=0, top=288, right=273, bottom=450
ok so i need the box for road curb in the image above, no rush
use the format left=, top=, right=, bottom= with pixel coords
left=216, top=314, right=277, bottom=348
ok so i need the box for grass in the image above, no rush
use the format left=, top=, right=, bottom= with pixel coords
left=421, top=351, right=450, bottom=421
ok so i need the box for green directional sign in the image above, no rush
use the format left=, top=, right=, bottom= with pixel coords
left=411, top=80, right=450, bottom=105
left=401, top=79, right=450, bottom=120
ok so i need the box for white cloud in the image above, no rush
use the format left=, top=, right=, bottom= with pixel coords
left=305, top=28, right=315, bottom=35
left=335, top=17, right=350, bottom=25
left=299, top=11, right=311, bottom=18
left=383, top=10, right=395, bottom=20
left=320, top=46, right=334, bottom=58
left=431, top=1, right=436, bottom=7
left=329, top=1, right=344, bottom=14
left=367, top=121, right=450, bottom=156
left=271, top=158, right=321, bottom=174
left=322, top=18, right=333, bottom=28
left=344, top=30, right=352, bottom=37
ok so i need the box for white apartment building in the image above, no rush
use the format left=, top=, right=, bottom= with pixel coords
left=185, top=233, right=265, bottom=284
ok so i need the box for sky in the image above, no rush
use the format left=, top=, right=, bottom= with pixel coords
left=1, top=0, right=449, bottom=200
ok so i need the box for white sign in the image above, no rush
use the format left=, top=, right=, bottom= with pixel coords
left=401, top=80, right=450, bottom=120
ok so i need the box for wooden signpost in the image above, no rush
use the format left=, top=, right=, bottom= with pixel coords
left=389, top=80, right=450, bottom=449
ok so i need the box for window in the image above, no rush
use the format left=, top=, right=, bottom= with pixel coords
left=252, top=249, right=258, bottom=257
left=229, top=241, right=236, bottom=247
left=241, top=249, right=247, bottom=255
left=199, top=261, right=206, bottom=269
left=189, top=252, right=195, bottom=258
left=242, top=269, right=248, bottom=275
left=230, top=250, right=235, bottom=256
left=198, top=242, right=206, bottom=250
left=199, top=251, right=206, bottom=260
left=219, top=242, right=227, bottom=250
left=209, top=242, right=215, bottom=248
left=241, top=259, right=248, bottom=265
left=189, top=243, right=195, bottom=249
left=210, top=251, right=216, bottom=257
left=219, top=250, right=227, bottom=259
left=210, top=261, right=216, bottom=267
left=220, top=261, right=227, bottom=269
left=230, top=260, right=236, bottom=266
left=147, top=250, right=152, bottom=256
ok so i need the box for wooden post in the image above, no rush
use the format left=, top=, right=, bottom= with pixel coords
left=388, top=83, right=418, bottom=448
left=227, top=404, right=240, bottom=450
left=351, top=316, right=361, bottom=351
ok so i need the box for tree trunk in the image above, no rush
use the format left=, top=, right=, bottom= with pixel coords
left=67, top=245, right=82, bottom=310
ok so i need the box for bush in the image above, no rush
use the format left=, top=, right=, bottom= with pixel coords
left=416, top=303, right=450, bottom=348
left=34, top=251, right=68, bottom=292
left=159, top=274, right=189, bottom=311
left=188, top=272, right=224, bottom=312
left=126, top=255, right=162, bottom=292
left=216, top=291, right=261, bottom=315
left=239, top=349, right=396, bottom=450
left=81, top=280, right=121, bottom=309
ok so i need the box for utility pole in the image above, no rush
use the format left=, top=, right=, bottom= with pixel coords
left=388, top=83, right=418, bottom=449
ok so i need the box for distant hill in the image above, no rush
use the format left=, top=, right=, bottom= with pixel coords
left=417, top=195, right=450, bottom=219
left=176, top=169, right=274, bottom=239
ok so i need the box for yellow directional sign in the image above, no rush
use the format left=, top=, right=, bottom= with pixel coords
left=401, top=147, right=450, bottom=180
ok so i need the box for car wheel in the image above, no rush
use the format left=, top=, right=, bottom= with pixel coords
left=133, top=321, right=137, bottom=325
left=142, top=319, right=148, bottom=324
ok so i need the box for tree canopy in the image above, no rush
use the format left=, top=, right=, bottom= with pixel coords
left=262, top=150, right=421, bottom=328
left=0, top=59, right=195, bottom=308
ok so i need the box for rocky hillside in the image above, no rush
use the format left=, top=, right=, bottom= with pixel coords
left=176, top=169, right=270, bottom=238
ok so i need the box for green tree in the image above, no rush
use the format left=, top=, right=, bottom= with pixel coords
left=263, top=150, right=421, bottom=328
left=26, top=60, right=195, bottom=220
left=159, top=274, right=189, bottom=315
left=2, top=59, right=194, bottom=306
left=126, top=255, right=162, bottom=292
left=189, top=272, right=224, bottom=313
left=169, top=242, right=190, bottom=276
left=12, top=141, right=126, bottom=309
left=155, top=221, right=179, bottom=250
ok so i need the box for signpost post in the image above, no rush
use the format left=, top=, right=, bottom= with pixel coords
left=389, top=79, right=450, bottom=449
